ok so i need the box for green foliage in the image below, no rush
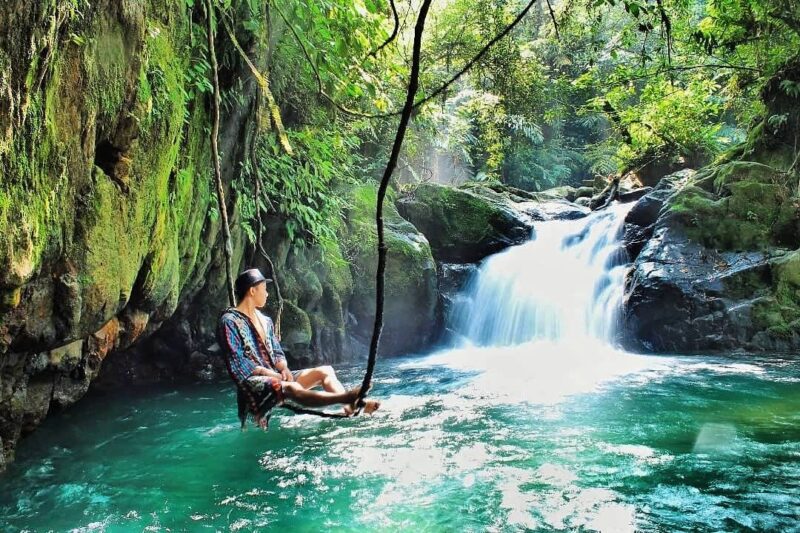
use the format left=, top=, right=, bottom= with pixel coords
left=202, top=0, right=800, bottom=255
left=366, top=0, right=795, bottom=190
left=780, top=80, right=800, bottom=99
left=243, top=128, right=362, bottom=246
left=595, top=77, right=729, bottom=171
left=264, top=0, right=401, bottom=120
left=571, top=0, right=799, bottom=174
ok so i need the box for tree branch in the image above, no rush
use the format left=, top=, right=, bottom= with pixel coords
left=655, top=0, right=672, bottom=71
left=368, top=0, right=400, bottom=58
left=271, top=2, right=386, bottom=119
left=250, top=140, right=285, bottom=338
left=275, top=0, right=541, bottom=119
left=545, top=0, right=560, bottom=40
left=595, top=62, right=761, bottom=90
left=221, top=14, right=293, bottom=155
left=411, top=0, right=539, bottom=110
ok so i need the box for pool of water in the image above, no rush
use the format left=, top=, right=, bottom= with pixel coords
left=1, top=345, right=799, bottom=532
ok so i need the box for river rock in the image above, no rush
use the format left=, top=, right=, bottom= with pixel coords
left=622, top=151, right=800, bottom=352
left=622, top=170, right=695, bottom=259
left=396, top=183, right=533, bottom=263
left=538, top=185, right=579, bottom=202
left=618, top=187, right=653, bottom=203
left=623, top=219, right=777, bottom=351
left=519, top=199, right=589, bottom=221
left=437, top=263, right=479, bottom=336
left=467, top=182, right=589, bottom=220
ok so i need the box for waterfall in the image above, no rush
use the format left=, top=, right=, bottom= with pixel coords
left=449, top=202, right=634, bottom=349
left=414, top=201, right=657, bottom=405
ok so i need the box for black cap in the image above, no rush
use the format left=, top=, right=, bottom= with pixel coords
left=235, top=268, right=271, bottom=299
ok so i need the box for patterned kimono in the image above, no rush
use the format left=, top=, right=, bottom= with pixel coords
left=217, top=308, right=287, bottom=426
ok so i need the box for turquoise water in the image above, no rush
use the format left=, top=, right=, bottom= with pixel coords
left=1, top=347, right=799, bottom=532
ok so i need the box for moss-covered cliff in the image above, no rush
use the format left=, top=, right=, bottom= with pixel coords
left=0, top=0, right=232, bottom=469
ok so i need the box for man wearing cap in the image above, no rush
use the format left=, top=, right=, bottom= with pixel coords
left=218, top=268, right=379, bottom=429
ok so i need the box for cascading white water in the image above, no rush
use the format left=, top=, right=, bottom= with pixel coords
left=415, top=201, right=660, bottom=406
left=450, top=202, right=634, bottom=348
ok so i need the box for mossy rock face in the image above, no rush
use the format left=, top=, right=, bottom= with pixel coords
left=396, top=183, right=531, bottom=263
left=538, top=185, right=578, bottom=202
left=623, top=138, right=800, bottom=352
left=280, top=300, right=313, bottom=349
left=750, top=250, right=800, bottom=342
left=667, top=159, right=799, bottom=252
left=0, top=5, right=207, bottom=351
left=621, top=216, right=794, bottom=352
left=0, top=2, right=242, bottom=471
left=343, top=183, right=438, bottom=355
left=231, top=219, right=356, bottom=367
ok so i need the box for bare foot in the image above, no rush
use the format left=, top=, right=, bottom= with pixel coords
left=361, top=399, right=381, bottom=415
left=343, top=387, right=380, bottom=416
left=254, top=415, right=268, bottom=430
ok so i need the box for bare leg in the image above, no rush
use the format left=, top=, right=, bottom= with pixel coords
left=291, top=367, right=380, bottom=415
left=295, top=365, right=345, bottom=393
left=282, top=382, right=357, bottom=407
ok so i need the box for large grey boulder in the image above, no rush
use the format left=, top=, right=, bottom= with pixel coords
left=396, top=183, right=533, bottom=263
left=621, top=167, right=800, bottom=353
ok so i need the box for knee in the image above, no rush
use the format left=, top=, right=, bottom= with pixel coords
left=319, top=365, right=334, bottom=377
left=282, top=382, right=301, bottom=398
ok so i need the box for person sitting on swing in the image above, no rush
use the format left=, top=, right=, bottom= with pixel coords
left=218, top=268, right=380, bottom=429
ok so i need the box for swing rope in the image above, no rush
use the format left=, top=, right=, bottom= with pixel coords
left=352, top=0, right=433, bottom=414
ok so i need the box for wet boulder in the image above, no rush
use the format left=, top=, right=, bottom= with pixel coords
left=622, top=170, right=694, bottom=259
left=519, top=199, right=589, bottom=221
left=622, top=219, right=777, bottom=352
left=618, top=186, right=653, bottom=203
left=437, top=263, right=479, bottom=337
left=396, top=183, right=532, bottom=263
left=622, top=163, right=800, bottom=353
